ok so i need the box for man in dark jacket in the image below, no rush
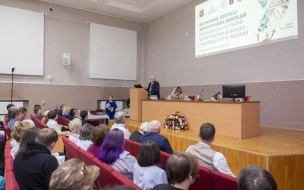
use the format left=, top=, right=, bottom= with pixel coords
left=14, top=128, right=59, bottom=190
left=140, top=120, right=174, bottom=154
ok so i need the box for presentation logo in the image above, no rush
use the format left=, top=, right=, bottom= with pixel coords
left=199, top=9, right=204, bottom=17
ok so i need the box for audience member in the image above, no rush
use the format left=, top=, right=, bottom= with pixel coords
left=62, top=106, right=71, bottom=119
left=6, top=103, right=15, bottom=111
left=49, top=158, right=99, bottom=190
left=99, top=129, right=136, bottom=180
left=73, top=109, right=81, bottom=119
left=140, top=120, right=173, bottom=154
left=80, top=110, right=89, bottom=125
left=47, top=110, right=69, bottom=133
left=8, top=108, right=23, bottom=131
left=68, top=118, right=82, bottom=144
left=19, top=107, right=27, bottom=120
left=111, top=111, right=131, bottom=139
left=6, top=107, right=15, bottom=122
left=76, top=123, right=93, bottom=150
left=56, top=104, right=65, bottom=116
left=14, top=128, right=59, bottom=190
left=105, top=95, right=117, bottom=119
left=33, top=104, right=43, bottom=120
left=129, top=122, right=149, bottom=142
left=17, top=127, right=40, bottom=155
left=186, top=123, right=234, bottom=177
left=68, top=108, right=76, bottom=120
left=88, top=124, right=109, bottom=157
left=171, top=86, right=184, bottom=100
left=11, top=121, right=33, bottom=158
left=153, top=152, right=199, bottom=190
left=41, top=109, right=51, bottom=124
left=133, top=140, right=168, bottom=189
left=237, top=165, right=277, bottom=190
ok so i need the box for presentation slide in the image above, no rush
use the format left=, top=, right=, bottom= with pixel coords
left=195, top=0, right=298, bottom=57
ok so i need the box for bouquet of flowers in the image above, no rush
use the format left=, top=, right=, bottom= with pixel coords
left=164, top=110, right=188, bottom=130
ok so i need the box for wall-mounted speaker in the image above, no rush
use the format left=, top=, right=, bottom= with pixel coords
left=62, top=53, right=70, bottom=66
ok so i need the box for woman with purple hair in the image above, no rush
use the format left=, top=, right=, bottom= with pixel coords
left=99, top=128, right=136, bottom=180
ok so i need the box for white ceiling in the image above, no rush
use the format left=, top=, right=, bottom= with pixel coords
left=40, top=0, right=194, bottom=23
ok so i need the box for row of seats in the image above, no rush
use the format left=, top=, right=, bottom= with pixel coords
left=30, top=115, right=47, bottom=129
left=4, top=141, right=20, bottom=190
left=124, top=138, right=237, bottom=190
left=3, top=116, right=12, bottom=140
left=62, top=136, right=141, bottom=189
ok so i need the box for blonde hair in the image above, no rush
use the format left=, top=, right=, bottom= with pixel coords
left=11, top=121, right=33, bottom=142
left=69, top=118, right=82, bottom=134
left=49, top=158, right=99, bottom=190
left=62, top=106, right=71, bottom=115
left=43, top=109, right=51, bottom=117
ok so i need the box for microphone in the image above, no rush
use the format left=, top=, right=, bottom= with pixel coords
left=12, top=68, right=15, bottom=72
left=161, top=91, right=167, bottom=100
left=197, top=89, right=203, bottom=101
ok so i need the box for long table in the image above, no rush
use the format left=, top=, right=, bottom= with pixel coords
left=142, top=100, right=260, bottom=139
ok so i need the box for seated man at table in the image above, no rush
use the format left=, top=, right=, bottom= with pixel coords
left=186, top=123, right=235, bottom=177
left=111, top=111, right=131, bottom=139
left=140, top=120, right=173, bottom=154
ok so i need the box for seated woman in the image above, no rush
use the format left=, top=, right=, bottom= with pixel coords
left=49, top=158, right=99, bottom=190
left=129, top=122, right=149, bottom=143
left=99, top=128, right=136, bottom=180
left=11, top=120, right=33, bottom=158
left=41, top=109, right=50, bottom=124
left=76, top=123, right=93, bottom=150
left=87, top=124, right=109, bottom=157
left=62, top=106, right=71, bottom=119
left=153, top=152, right=199, bottom=190
left=16, top=127, right=40, bottom=155
left=68, top=118, right=82, bottom=144
left=171, top=87, right=183, bottom=100
left=133, top=140, right=168, bottom=190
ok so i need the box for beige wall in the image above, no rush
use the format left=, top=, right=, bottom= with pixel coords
left=0, top=0, right=144, bottom=87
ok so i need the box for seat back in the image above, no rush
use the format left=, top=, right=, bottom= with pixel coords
left=159, top=150, right=171, bottom=167
left=30, top=114, right=48, bottom=129
left=57, top=116, right=70, bottom=127
left=212, top=171, right=237, bottom=190
left=78, top=148, right=96, bottom=166
left=93, top=158, right=114, bottom=188
left=110, top=170, right=141, bottom=190
left=189, top=166, right=214, bottom=190
left=4, top=141, right=20, bottom=190
left=3, top=116, right=12, bottom=139
left=62, top=136, right=80, bottom=159
left=131, top=141, right=142, bottom=158
left=124, top=139, right=135, bottom=156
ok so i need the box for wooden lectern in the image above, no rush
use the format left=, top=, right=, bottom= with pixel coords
left=130, top=88, right=148, bottom=121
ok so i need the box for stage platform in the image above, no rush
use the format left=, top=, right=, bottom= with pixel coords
left=109, top=119, right=304, bottom=190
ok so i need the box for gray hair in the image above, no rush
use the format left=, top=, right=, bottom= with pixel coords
left=150, top=75, right=155, bottom=79
left=79, top=123, right=94, bottom=140
left=114, top=111, right=125, bottom=124
left=140, top=122, right=149, bottom=133
left=149, top=120, right=161, bottom=132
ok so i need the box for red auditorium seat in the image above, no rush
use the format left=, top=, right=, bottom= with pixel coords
left=5, top=171, right=20, bottom=190
left=131, top=141, right=142, bottom=158
left=5, top=155, right=14, bottom=172
left=93, top=158, right=115, bottom=188
left=159, top=151, right=171, bottom=166
left=188, top=96, right=195, bottom=100
left=3, top=116, right=12, bottom=139
left=30, top=114, right=48, bottom=129
left=124, top=139, right=135, bottom=156
left=62, top=136, right=80, bottom=159
left=57, top=116, right=70, bottom=127
left=110, top=170, right=141, bottom=190
left=189, top=166, right=214, bottom=190
left=212, top=171, right=237, bottom=190
left=77, top=148, right=96, bottom=166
